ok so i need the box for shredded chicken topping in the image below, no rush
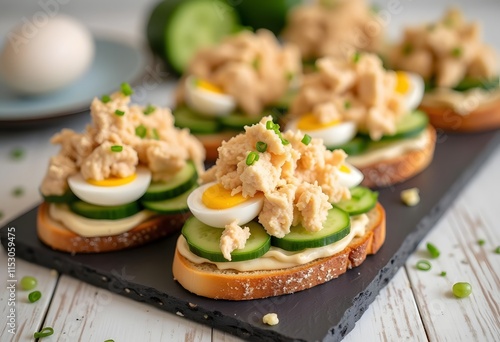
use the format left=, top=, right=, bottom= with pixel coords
left=175, top=29, right=301, bottom=115
left=390, top=8, right=498, bottom=88
left=40, top=91, right=205, bottom=196
left=220, top=221, right=251, bottom=261
left=201, top=116, right=351, bottom=238
left=283, top=0, right=383, bottom=61
left=289, top=52, right=406, bottom=140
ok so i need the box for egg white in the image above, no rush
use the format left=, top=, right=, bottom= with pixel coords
left=286, top=119, right=357, bottom=147
left=399, top=71, right=424, bottom=111
left=185, top=76, right=236, bottom=117
left=187, top=181, right=264, bottom=228
left=335, top=163, right=364, bottom=188
left=68, top=167, right=151, bottom=206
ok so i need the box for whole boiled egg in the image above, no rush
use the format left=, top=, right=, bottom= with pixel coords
left=185, top=75, right=236, bottom=116
left=335, top=163, right=364, bottom=188
left=0, top=15, right=94, bottom=95
left=68, top=167, right=151, bottom=206
left=394, top=71, right=424, bottom=111
left=286, top=113, right=357, bottom=147
left=187, top=182, right=264, bottom=228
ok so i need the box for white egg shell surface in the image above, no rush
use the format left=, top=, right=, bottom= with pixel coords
left=185, top=75, right=236, bottom=117
left=187, top=182, right=264, bottom=228
left=0, top=15, right=95, bottom=95
left=400, top=72, right=424, bottom=111
left=335, top=163, right=364, bottom=189
left=286, top=119, right=357, bottom=147
left=68, top=167, right=151, bottom=206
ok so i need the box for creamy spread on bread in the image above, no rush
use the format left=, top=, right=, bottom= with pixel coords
left=178, top=213, right=368, bottom=271
left=421, top=88, right=500, bottom=115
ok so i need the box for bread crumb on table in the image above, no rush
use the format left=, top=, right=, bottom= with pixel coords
left=263, top=313, right=279, bottom=326
left=401, top=187, right=420, bottom=206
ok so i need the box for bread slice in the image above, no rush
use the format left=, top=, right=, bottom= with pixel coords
left=37, top=202, right=188, bottom=253
left=172, top=203, right=386, bottom=300
left=419, top=98, right=500, bottom=132
left=353, top=125, right=436, bottom=188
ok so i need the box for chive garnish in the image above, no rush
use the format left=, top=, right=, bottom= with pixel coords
left=252, top=58, right=260, bottom=70
left=34, top=327, right=54, bottom=338
left=121, top=82, right=134, bottom=96
left=301, top=134, right=312, bottom=145
left=266, top=121, right=275, bottom=130
left=344, top=100, right=352, bottom=109
left=101, top=95, right=111, bottom=103
left=256, top=141, right=267, bottom=152
left=353, top=51, right=361, bottom=63
left=451, top=47, right=462, bottom=58
left=246, top=151, right=260, bottom=166
left=28, top=290, right=41, bottom=303
left=478, top=239, right=486, bottom=246
left=416, top=260, right=431, bottom=271
left=114, top=109, right=125, bottom=116
left=426, top=242, right=440, bottom=258
left=143, top=104, right=156, bottom=115
left=402, top=43, right=413, bottom=55
left=110, top=145, right=123, bottom=152
left=152, top=128, right=160, bottom=140
left=135, top=125, right=147, bottom=139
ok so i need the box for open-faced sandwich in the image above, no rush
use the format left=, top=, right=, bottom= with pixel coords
left=389, top=8, right=500, bottom=132
left=173, top=29, right=301, bottom=161
left=285, top=52, right=436, bottom=188
left=282, top=0, right=384, bottom=70
left=172, top=116, right=385, bottom=300
left=38, top=83, right=205, bottom=253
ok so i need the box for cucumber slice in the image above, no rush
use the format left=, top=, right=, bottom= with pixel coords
left=219, top=112, right=262, bottom=130
left=327, top=136, right=369, bottom=156
left=271, top=207, right=351, bottom=251
left=69, top=201, right=142, bottom=220
left=141, top=184, right=196, bottom=214
left=360, top=110, right=428, bottom=141
left=182, top=218, right=271, bottom=262
left=453, top=76, right=499, bottom=92
left=334, top=187, right=378, bottom=216
left=173, top=106, right=220, bottom=134
left=146, top=0, right=240, bottom=75
left=41, top=188, right=78, bottom=203
left=272, top=89, right=297, bottom=114
left=142, top=161, right=197, bottom=201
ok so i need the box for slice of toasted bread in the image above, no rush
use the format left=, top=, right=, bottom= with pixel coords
left=172, top=203, right=385, bottom=300
left=352, top=125, right=436, bottom=188
left=37, top=202, right=188, bottom=253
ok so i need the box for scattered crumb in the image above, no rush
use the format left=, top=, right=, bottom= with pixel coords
left=263, top=313, right=279, bottom=326
left=176, top=311, right=184, bottom=317
left=401, top=187, right=420, bottom=206
left=188, top=303, right=197, bottom=308
left=50, top=269, right=58, bottom=277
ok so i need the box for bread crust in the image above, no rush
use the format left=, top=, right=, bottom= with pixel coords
left=355, top=125, right=436, bottom=188
left=37, top=202, right=188, bottom=253
left=172, top=203, right=386, bottom=300
left=419, top=97, right=500, bottom=133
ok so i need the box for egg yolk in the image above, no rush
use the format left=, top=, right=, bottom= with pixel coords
left=339, top=164, right=351, bottom=173
left=395, top=71, right=410, bottom=94
left=297, top=113, right=340, bottom=131
left=87, top=173, right=137, bottom=187
left=202, top=183, right=248, bottom=209
left=196, top=79, right=224, bottom=94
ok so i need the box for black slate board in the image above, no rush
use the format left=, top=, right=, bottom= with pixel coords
left=2, top=130, right=499, bottom=342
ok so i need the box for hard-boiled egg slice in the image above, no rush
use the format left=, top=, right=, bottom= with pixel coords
left=187, top=182, right=264, bottom=228
left=286, top=113, right=357, bottom=147
left=185, top=76, right=236, bottom=117
left=395, top=71, right=424, bottom=111
left=335, top=163, right=364, bottom=188
left=68, top=167, right=151, bottom=206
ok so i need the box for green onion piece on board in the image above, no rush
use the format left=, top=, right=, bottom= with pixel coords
left=426, top=242, right=440, bottom=258
left=452, top=282, right=472, bottom=298
left=34, top=327, right=54, bottom=338
left=28, top=291, right=42, bottom=303
left=416, top=260, right=431, bottom=271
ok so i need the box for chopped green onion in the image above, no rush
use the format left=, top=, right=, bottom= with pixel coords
left=152, top=128, right=160, bottom=140
left=104, top=340, right=115, bottom=342
left=101, top=94, right=111, bottom=103
left=477, top=239, right=485, bottom=246
left=286, top=71, right=295, bottom=82
left=114, top=109, right=125, bottom=116
left=416, top=260, right=431, bottom=271
left=20, top=276, right=37, bottom=290
left=246, top=151, right=260, bottom=166
left=281, top=137, right=290, bottom=145
left=34, top=327, right=54, bottom=339
left=121, top=82, right=134, bottom=96
left=266, top=121, right=275, bottom=130
left=440, top=271, right=447, bottom=277
left=143, top=104, right=156, bottom=115
left=402, top=43, right=413, bottom=55
left=353, top=51, right=361, bottom=63
left=426, top=242, right=440, bottom=258
left=344, top=100, right=352, bottom=109
left=451, top=47, right=462, bottom=58
left=256, top=141, right=267, bottom=152
left=10, top=147, right=24, bottom=160
left=452, top=282, right=472, bottom=298
left=495, top=246, right=500, bottom=254
left=252, top=58, right=260, bottom=70
left=301, top=134, right=312, bottom=145
left=12, top=187, right=24, bottom=197
left=110, top=145, right=123, bottom=152
left=135, top=125, right=147, bottom=139
left=28, top=290, right=42, bottom=303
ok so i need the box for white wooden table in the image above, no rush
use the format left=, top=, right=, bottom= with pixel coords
left=1, top=0, right=499, bottom=341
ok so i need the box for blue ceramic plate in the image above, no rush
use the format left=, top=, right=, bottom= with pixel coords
left=0, top=36, right=148, bottom=123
